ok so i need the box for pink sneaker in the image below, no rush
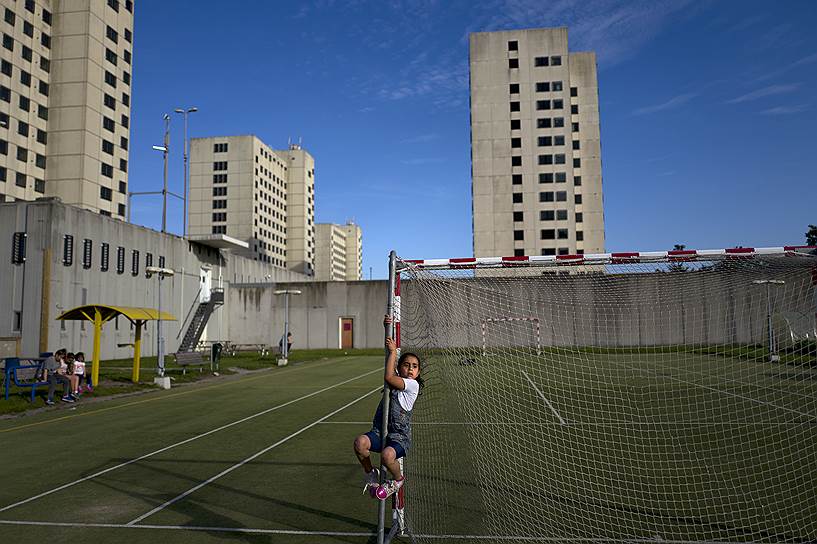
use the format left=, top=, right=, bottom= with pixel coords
left=375, top=477, right=404, bottom=500
left=362, top=469, right=379, bottom=496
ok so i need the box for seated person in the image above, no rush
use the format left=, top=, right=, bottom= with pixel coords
left=43, top=349, right=74, bottom=405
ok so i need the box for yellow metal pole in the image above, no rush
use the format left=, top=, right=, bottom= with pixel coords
left=92, top=308, right=102, bottom=387
left=132, top=321, right=143, bottom=383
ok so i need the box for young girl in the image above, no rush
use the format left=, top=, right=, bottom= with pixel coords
left=353, top=316, right=422, bottom=500
left=64, top=353, right=81, bottom=399
left=73, top=352, right=88, bottom=394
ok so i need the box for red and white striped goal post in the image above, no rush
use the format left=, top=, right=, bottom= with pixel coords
left=397, top=246, right=817, bottom=270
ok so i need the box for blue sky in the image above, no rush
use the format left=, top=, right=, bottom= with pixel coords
left=128, top=0, right=817, bottom=279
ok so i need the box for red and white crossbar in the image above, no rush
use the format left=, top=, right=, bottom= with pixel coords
left=399, top=246, right=817, bottom=269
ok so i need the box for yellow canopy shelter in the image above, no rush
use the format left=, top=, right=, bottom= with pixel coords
left=56, top=305, right=177, bottom=385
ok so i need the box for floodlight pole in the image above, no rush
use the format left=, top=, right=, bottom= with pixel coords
left=752, top=280, right=785, bottom=362
left=147, top=266, right=175, bottom=380
left=274, top=289, right=301, bottom=364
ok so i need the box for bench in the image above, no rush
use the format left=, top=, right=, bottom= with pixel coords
left=173, top=352, right=209, bottom=374
left=3, top=357, right=48, bottom=402
left=225, top=344, right=270, bottom=357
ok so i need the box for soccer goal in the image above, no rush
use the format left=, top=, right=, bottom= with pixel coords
left=384, top=246, right=817, bottom=543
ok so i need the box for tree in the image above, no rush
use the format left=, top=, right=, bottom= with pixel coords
left=806, top=225, right=817, bottom=246
left=669, top=244, right=688, bottom=272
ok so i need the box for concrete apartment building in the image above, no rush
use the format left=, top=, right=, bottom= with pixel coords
left=188, top=135, right=316, bottom=276
left=314, top=221, right=362, bottom=281
left=0, top=0, right=135, bottom=217
left=470, top=27, right=605, bottom=258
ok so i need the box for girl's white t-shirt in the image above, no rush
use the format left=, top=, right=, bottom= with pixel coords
left=74, top=361, right=85, bottom=375
left=398, top=378, right=420, bottom=411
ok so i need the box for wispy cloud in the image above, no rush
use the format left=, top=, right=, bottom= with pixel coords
left=633, top=93, right=697, bottom=115
left=753, top=51, right=817, bottom=82
left=759, top=104, right=808, bottom=115
left=400, top=157, right=446, bottom=165
left=400, top=133, right=440, bottom=144
left=726, top=84, right=799, bottom=104
left=658, top=170, right=677, bottom=177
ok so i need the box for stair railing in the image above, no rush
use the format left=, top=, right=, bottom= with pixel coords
left=176, top=287, right=203, bottom=340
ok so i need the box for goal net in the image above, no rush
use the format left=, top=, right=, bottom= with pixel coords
left=392, top=247, right=817, bottom=543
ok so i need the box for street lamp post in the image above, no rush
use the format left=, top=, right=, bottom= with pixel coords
left=274, top=289, right=302, bottom=365
left=147, top=266, right=175, bottom=385
left=752, top=279, right=786, bottom=362
left=174, top=107, right=197, bottom=237
left=129, top=115, right=182, bottom=228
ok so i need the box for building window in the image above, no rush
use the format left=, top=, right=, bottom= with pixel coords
left=34, top=178, right=44, bottom=193
left=536, top=100, right=550, bottom=110
left=120, top=136, right=128, bottom=150
left=573, top=158, right=581, bottom=168
left=16, top=146, right=27, bottom=162
left=213, top=174, right=227, bottom=183
left=570, top=87, right=578, bottom=97
left=542, top=248, right=556, bottom=256
left=508, top=40, right=518, bottom=51
left=104, top=94, right=116, bottom=109
left=119, top=181, right=127, bottom=194
left=513, top=230, right=524, bottom=241
left=131, top=250, right=139, bottom=276
left=20, top=70, right=31, bottom=86
left=101, top=243, right=110, bottom=271
left=117, top=203, right=125, bottom=216
left=0, top=85, right=9, bottom=102
left=158, top=255, right=165, bottom=269
left=100, top=186, right=113, bottom=201
left=534, top=56, right=548, bottom=67
left=35, top=153, right=45, bottom=168
left=23, top=20, right=33, bottom=37
left=552, top=117, right=563, bottom=128
left=509, top=83, right=519, bottom=94
left=4, top=8, right=15, bottom=25
left=213, top=186, right=227, bottom=196
left=101, top=163, right=114, bottom=178
left=537, top=118, right=551, bottom=129
left=40, top=57, right=50, bottom=73
left=1, top=59, right=10, bottom=75
left=38, top=105, right=48, bottom=120
left=575, top=194, right=583, bottom=204
left=574, top=176, right=582, bottom=186
left=555, top=154, right=566, bottom=165
left=539, top=173, right=553, bottom=184
left=214, top=142, right=229, bottom=153
left=536, top=82, right=549, bottom=92
left=82, top=239, right=93, bottom=269
left=104, top=70, right=116, bottom=87
left=3, top=33, right=13, bottom=51
left=551, top=56, right=562, bottom=66
left=124, top=28, right=132, bottom=43
left=553, top=135, right=564, bottom=146
left=555, top=172, right=566, bottom=183
left=125, top=0, right=133, bottom=13
left=539, top=192, right=554, bottom=202
left=513, top=211, right=523, bottom=222
left=552, top=81, right=563, bottom=92
left=106, top=26, right=118, bottom=43
left=511, top=137, right=521, bottom=148
left=213, top=199, right=227, bottom=209
left=576, top=212, right=583, bottom=223
left=212, top=225, right=227, bottom=234
left=541, top=229, right=555, bottom=240
left=100, top=210, right=111, bottom=217
left=557, top=229, right=569, bottom=240
left=557, top=209, right=568, bottom=220
left=123, top=50, right=131, bottom=64
left=145, top=253, right=153, bottom=273
left=22, top=45, right=32, bottom=61
left=556, top=191, right=567, bottom=202
left=512, top=174, right=522, bottom=185
left=122, top=71, right=130, bottom=85
left=103, top=117, right=115, bottom=132
left=538, top=136, right=552, bottom=147
left=121, top=115, right=129, bottom=128
left=512, top=193, right=523, bottom=204
left=576, top=231, right=584, bottom=241
left=572, top=140, right=580, bottom=150
left=572, top=122, right=579, bottom=132
left=212, top=212, right=227, bottom=222
left=41, top=33, right=51, bottom=49
left=0, top=166, right=7, bottom=181
left=15, top=172, right=26, bottom=187
left=213, top=161, right=228, bottom=171
left=510, top=119, right=521, bottom=130
left=42, top=10, right=52, bottom=25
left=118, top=247, right=128, bottom=275
left=509, top=58, right=519, bottom=69
left=11, top=232, right=26, bottom=264
left=540, top=210, right=554, bottom=221
left=119, top=159, right=127, bottom=172
left=63, top=235, right=74, bottom=266
left=108, top=0, right=120, bottom=12
left=510, top=101, right=520, bottom=112
left=538, top=155, right=552, bottom=165
left=38, top=80, right=48, bottom=96
left=558, top=248, right=570, bottom=255
left=0, top=139, right=6, bottom=155
left=571, top=104, right=579, bottom=114
left=553, top=99, right=564, bottom=109
left=19, top=95, right=30, bottom=111
left=511, top=156, right=522, bottom=167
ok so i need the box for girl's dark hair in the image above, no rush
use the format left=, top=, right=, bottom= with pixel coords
left=398, top=351, right=425, bottom=390
left=75, top=352, right=85, bottom=360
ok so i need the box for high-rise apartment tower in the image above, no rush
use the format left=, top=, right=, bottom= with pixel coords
left=0, top=0, right=135, bottom=217
left=188, top=135, right=316, bottom=276
left=470, top=27, right=604, bottom=258
left=314, top=221, right=362, bottom=281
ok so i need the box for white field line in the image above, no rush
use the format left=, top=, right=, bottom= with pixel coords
left=521, top=370, right=567, bottom=425
left=0, top=367, right=381, bottom=514
left=126, top=386, right=381, bottom=526
left=0, top=520, right=748, bottom=543
left=318, top=421, right=814, bottom=427
left=617, top=362, right=816, bottom=421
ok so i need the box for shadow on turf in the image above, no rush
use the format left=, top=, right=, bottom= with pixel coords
left=85, top=458, right=378, bottom=542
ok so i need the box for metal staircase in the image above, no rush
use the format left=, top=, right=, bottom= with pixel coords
left=177, top=288, right=224, bottom=352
